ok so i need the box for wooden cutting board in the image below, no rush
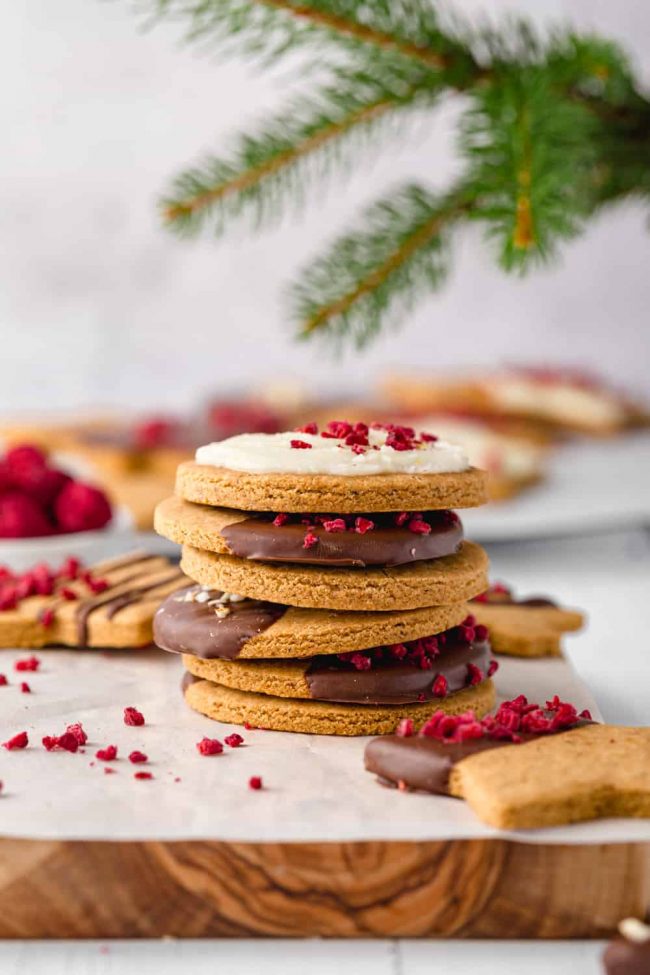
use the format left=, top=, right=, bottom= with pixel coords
left=0, top=837, right=647, bottom=938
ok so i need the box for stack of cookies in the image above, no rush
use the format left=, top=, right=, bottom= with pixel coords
left=153, top=421, right=496, bottom=735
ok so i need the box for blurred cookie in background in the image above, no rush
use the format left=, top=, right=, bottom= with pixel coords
left=382, top=366, right=648, bottom=438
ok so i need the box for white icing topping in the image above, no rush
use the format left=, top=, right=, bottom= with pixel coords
left=195, top=429, right=470, bottom=476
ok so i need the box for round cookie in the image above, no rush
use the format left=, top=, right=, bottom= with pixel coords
left=183, top=677, right=496, bottom=736
left=183, top=631, right=493, bottom=703
left=181, top=540, right=489, bottom=611
left=155, top=495, right=464, bottom=568
left=176, top=461, right=487, bottom=514
left=155, top=586, right=470, bottom=659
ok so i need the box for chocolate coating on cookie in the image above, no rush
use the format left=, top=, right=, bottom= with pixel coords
left=154, top=586, right=286, bottom=659
left=306, top=639, right=491, bottom=705
left=221, top=511, right=463, bottom=567
left=365, top=735, right=504, bottom=794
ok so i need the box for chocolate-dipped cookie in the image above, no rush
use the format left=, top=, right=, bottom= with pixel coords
left=472, top=582, right=584, bottom=657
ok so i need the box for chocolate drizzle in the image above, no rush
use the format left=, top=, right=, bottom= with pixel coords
left=221, top=511, right=463, bottom=568
left=68, top=553, right=186, bottom=645
left=154, top=586, right=286, bottom=660
left=305, top=639, right=492, bottom=705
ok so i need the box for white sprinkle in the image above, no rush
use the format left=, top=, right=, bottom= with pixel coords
left=619, top=918, right=650, bottom=943
left=195, top=591, right=211, bottom=604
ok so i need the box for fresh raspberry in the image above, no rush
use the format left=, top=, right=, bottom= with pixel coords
left=197, top=737, right=223, bottom=756
left=5, top=444, right=47, bottom=471
left=20, top=682, right=30, bottom=693
left=290, top=440, right=312, bottom=450
left=354, top=517, right=374, bottom=534
left=15, top=656, right=40, bottom=672
left=124, top=706, right=145, bottom=726
left=0, top=493, right=53, bottom=538
left=96, top=745, right=118, bottom=761
left=248, top=776, right=263, bottom=790
left=66, top=723, right=88, bottom=746
left=224, top=733, right=244, bottom=748
left=396, top=718, right=414, bottom=737
left=3, top=731, right=28, bottom=750
left=53, top=482, right=112, bottom=534
left=128, top=750, right=148, bottom=764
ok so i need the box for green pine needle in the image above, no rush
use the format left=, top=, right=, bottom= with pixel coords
left=291, top=184, right=461, bottom=346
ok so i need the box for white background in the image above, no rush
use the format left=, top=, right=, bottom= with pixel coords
left=1, top=0, right=649, bottom=413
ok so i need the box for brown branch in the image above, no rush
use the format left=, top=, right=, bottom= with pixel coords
left=164, top=97, right=397, bottom=222
left=513, top=106, right=534, bottom=249
left=255, top=0, right=448, bottom=71
left=300, top=201, right=466, bottom=336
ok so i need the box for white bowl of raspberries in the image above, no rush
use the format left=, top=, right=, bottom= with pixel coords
left=0, top=444, right=135, bottom=571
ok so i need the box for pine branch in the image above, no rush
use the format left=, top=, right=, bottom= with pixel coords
left=162, top=70, right=437, bottom=235
left=291, top=185, right=465, bottom=345
left=461, top=68, right=599, bottom=271
left=145, top=0, right=480, bottom=84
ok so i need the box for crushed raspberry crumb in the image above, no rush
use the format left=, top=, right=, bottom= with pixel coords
left=197, top=737, right=223, bottom=756
left=487, top=659, right=499, bottom=677
left=354, top=517, right=374, bottom=534
left=579, top=708, right=592, bottom=720
left=248, top=776, right=263, bottom=790
left=20, top=682, right=30, bottom=693
left=96, top=745, right=118, bottom=761
left=87, top=577, right=109, bottom=595
left=394, top=512, right=410, bottom=527
left=350, top=444, right=366, bottom=455
left=129, top=750, right=148, bottom=764
left=224, top=733, right=244, bottom=748
left=432, top=674, right=448, bottom=697
left=272, top=513, right=289, bottom=527
left=0, top=675, right=7, bottom=686
left=474, top=623, right=489, bottom=642
left=290, top=439, right=312, bottom=450
left=420, top=432, right=438, bottom=442
left=303, top=531, right=318, bottom=549
left=134, top=771, right=153, bottom=780
left=295, top=422, right=318, bottom=435
left=42, top=731, right=78, bottom=753
left=39, top=608, right=55, bottom=628
left=60, top=587, right=78, bottom=601
left=3, top=731, right=28, bottom=750
left=396, top=717, right=414, bottom=737
left=322, top=518, right=346, bottom=533
left=123, top=706, right=145, bottom=727
left=59, top=557, right=81, bottom=580
left=408, top=519, right=431, bottom=535
left=466, top=663, right=483, bottom=686
left=66, top=723, right=88, bottom=745
left=104, top=767, right=117, bottom=775
left=15, top=655, right=40, bottom=672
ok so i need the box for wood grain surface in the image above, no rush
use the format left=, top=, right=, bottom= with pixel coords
left=0, top=838, right=646, bottom=939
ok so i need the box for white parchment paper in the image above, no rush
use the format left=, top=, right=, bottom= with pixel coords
left=0, top=647, right=648, bottom=844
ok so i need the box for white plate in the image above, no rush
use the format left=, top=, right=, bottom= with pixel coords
left=0, top=505, right=136, bottom=572
left=463, top=433, right=650, bottom=542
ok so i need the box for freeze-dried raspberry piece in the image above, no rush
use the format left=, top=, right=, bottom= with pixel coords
left=466, top=662, right=483, bottom=686
left=96, top=745, right=118, bottom=761
left=197, top=737, right=223, bottom=756
left=487, top=659, right=499, bottom=677
left=3, top=731, right=28, bottom=750
left=396, top=718, right=414, bottom=738
left=0, top=675, right=7, bottom=686
left=224, top=733, right=244, bottom=748
left=248, top=776, right=263, bottom=790
left=408, top=519, right=432, bottom=535
left=432, top=674, right=448, bottom=697
left=273, top=513, right=289, bottom=527
left=129, top=750, right=148, bottom=764
left=290, top=440, right=312, bottom=450
left=354, top=517, right=374, bottom=534
left=20, top=682, right=30, bottom=694
left=303, top=531, right=318, bottom=549
left=42, top=732, right=79, bottom=753
left=15, top=656, right=40, bottom=672
left=322, top=518, right=346, bottom=533
left=123, top=706, right=145, bottom=727
left=39, top=607, right=55, bottom=628
left=134, top=771, right=153, bottom=780
left=295, top=423, right=318, bottom=434
left=66, top=723, right=88, bottom=746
